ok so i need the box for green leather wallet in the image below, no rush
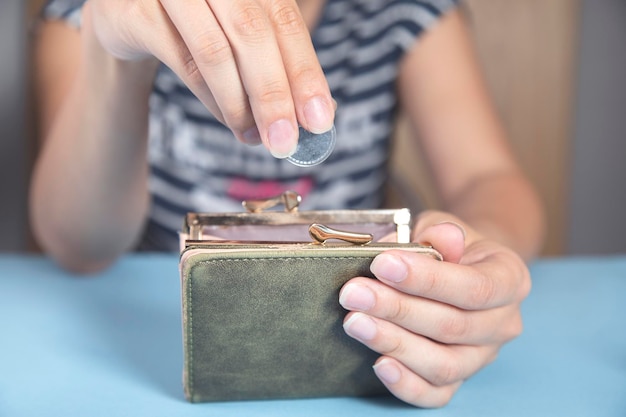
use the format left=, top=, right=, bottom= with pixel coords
left=178, top=192, right=441, bottom=402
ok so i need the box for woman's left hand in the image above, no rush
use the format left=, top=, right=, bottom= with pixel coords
left=339, top=210, right=532, bottom=407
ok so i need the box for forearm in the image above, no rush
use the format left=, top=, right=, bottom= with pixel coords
left=395, top=10, right=546, bottom=260
left=30, top=22, right=159, bottom=273
left=443, top=170, right=546, bottom=261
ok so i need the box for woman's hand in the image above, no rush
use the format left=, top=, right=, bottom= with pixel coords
left=85, top=0, right=334, bottom=157
left=339, top=210, right=532, bottom=407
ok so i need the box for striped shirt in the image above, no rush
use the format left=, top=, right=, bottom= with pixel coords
left=42, top=0, right=459, bottom=251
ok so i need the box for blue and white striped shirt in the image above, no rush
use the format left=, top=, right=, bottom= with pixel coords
left=42, top=0, right=459, bottom=250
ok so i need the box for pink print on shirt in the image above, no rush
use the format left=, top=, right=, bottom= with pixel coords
left=227, top=177, right=314, bottom=202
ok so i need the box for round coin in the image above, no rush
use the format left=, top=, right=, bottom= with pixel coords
left=286, top=125, right=337, bottom=167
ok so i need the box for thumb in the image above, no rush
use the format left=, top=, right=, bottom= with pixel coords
left=412, top=210, right=466, bottom=264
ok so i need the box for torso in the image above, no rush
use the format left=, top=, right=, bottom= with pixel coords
left=40, top=0, right=459, bottom=251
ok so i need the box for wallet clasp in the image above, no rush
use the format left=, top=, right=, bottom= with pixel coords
left=242, top=190, right=301, bottom=213
left=308, top=224, right=373, bottom=245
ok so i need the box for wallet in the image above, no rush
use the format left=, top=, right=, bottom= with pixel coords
left=178, top=191, right=442, bottom=402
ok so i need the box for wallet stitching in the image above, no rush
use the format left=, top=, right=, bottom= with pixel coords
left=186, top=264, right=195, bottom=399
left=186, top=255, right=372, bottom=400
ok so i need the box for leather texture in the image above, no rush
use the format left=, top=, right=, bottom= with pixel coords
left=180, top=248, right=389, bottom=402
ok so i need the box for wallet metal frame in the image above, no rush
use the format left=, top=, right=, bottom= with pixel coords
left=182, top=208, right=412, bottom=245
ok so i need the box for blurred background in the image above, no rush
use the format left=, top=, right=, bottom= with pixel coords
left=1, top=0, right=625, bottom=256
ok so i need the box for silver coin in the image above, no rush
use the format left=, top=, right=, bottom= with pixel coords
left=287, top=125, right=336, bottom=167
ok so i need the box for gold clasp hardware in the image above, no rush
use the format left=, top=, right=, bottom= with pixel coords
left=309, top=224, right=373, bottom=245
left=242, top=191, right=302, bottom=213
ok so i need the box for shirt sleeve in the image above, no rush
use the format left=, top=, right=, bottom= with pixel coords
left=390, top=0, right=461, bottom=54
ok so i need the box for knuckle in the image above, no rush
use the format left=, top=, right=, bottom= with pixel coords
left=232, top=5, right=271, bottom=40
left=469, top=275, right=497, bottom=308
left=437, top=313, right=470, bottom=342
left=180, top=53, right=204, bottom=87
left=256, top=81, right=292, bottom=105
left=141, top=0, right=168, bottom=22
left=378, top=334, right=405, bottom=358
left=222, top=103, right=253, bottom=132
left=289, top=65, right=325, bottom=91
left=431, top=357, right=463, bottom=387
left=385, top=297, right=411, bottom=323
left=191, top=32, right=233, bottom=67
left=272, top=4, right=307, bottom=36
left=418, top=269, right=440, bottom=296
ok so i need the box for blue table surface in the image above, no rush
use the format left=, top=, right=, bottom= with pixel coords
left=1, top=254, right=625, bottom=417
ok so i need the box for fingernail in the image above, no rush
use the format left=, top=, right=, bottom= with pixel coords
left=268, top=119, right=297, bottom=158
left=343, top=313, right=377, bottom=342
left=242, top=127, right=262, bottom=146
left=370, top=253, right=407, bottom=283
left=339, top=283, right=375, bottom=311
left=303, top=96, right=334, bottom=134
left=436, top=221, right=467, bottom=240
left=373, top=359, right=401, bottom=385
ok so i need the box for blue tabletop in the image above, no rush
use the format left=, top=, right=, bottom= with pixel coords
left=0, top=254, right=625, bottom=416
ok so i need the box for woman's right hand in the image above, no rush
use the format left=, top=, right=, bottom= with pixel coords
left=85, top=0, right=335, bottom=158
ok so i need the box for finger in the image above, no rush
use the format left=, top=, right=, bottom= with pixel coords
left=262, top=0, right=334, bottom=134
left=340, top=277, right=524, bottom=345
left=414, top=221, right=466, bottom=264
left=373, top=357, right=461, bottom=408
left=209, top=0, right=299, bottom=157
left=158, top=0, right=262, bottom=145
left=369, top=249, right=529, bottom=310
left=136, top=2, right=228, bottom=127
left=342, top=312, right=498, bottom=387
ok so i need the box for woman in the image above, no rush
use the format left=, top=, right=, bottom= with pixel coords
left=31, top=0, right=545, bottom=407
